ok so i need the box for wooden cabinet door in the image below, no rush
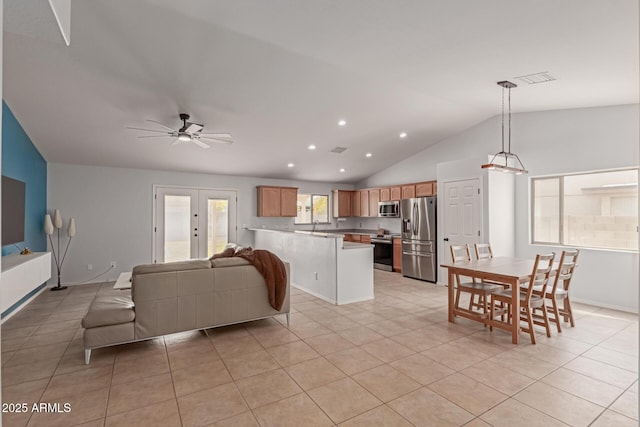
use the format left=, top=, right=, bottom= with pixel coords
left=280, top=187, right=298, bottom=217
left=351, top=191, right=361, bottom=217
left=390, top=186, right=402, bottom=201
left=393, top=238, right=402, bottom=272
left=360, top=190, right=369, bottom=217
left=401, top=185, right=416, bottom=199
left=379, top=187, right=391, bottom=202
left=360, top=235, right=371, bottom=244
left=333, top=190, right=352, bottom=217
left=257, top=186, right=281, bottom=217
left=368, top=189, right=380, bottom=217
left=351, top=234, right=362, bottom=243
left=415, top=181, right=434, bottom=197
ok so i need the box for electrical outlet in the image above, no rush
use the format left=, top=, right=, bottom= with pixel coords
left=87, top=264, right=93, bottom=271
left=110, top=261, right=116, bottom=268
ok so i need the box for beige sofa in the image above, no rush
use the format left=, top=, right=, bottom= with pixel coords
left=81, top=257, right=290, bottom=363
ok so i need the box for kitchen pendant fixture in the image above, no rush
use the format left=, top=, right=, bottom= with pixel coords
left=481, top=81, right=528, bottom=175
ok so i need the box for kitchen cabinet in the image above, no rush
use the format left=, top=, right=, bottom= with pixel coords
left=352, top=191, right=361, bottom=217
left=359, top=190, right=370, bottom=217
left=332, top=190, right=352, bottom=218
left=257, top=186, right=298, bottom=217
left=393, top=237, right=402, bottom=272
left=361, top=235, right=371, bottom=244
left=401, top=185, right=416, bottom=199
left=368, top=189, right=380, bottom=217
left=415, top=181, right=435, bottom=197
left=390, top=186, right=402, bottom=201
left=380, top=188, right=391, bottom=202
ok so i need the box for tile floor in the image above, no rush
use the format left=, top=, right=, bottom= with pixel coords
left=1, top=270, right=637, bottom=426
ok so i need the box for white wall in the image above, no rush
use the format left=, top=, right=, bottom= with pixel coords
left=359, top=104, right=639, bottom=312
left=48, top=163, right=354, bottom=283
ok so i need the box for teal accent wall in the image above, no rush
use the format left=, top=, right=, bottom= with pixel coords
left=1, top=101, right=47, bottom=256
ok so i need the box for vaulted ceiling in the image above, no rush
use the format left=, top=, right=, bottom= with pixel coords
left=4, top=0, right=638, bottom=183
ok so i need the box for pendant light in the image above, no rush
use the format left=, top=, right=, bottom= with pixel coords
left=481, top=81, right=528, bottom=174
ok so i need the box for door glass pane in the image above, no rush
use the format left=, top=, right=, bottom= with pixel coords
left=165, top=195, right=191, bottom=262
left=208, top=199, right=229, bottom=257
left=533, top=178, right=560, bottom=243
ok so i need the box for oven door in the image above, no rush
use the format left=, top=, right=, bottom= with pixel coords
left=372, top=239, right=393, bottom=271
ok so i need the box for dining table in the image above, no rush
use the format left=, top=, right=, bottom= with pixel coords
left=441, top=256, right=542, bottom=344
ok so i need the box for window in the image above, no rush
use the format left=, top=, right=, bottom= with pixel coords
left=295, top=194, right=329, bottom=224
left=531, top=169, right=638, bottom=251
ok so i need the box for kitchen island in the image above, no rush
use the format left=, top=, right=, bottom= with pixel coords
left=250, top=229, right=374, bottom=305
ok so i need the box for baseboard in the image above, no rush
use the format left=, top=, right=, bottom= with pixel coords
left=571, top=297, right=638, bottom=314
left=291, top=284, right=336, bottom=305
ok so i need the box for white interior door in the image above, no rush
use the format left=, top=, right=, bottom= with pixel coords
left=154, top=187, right=237, bottom=263
left=443, top=179, right=481, bottom=262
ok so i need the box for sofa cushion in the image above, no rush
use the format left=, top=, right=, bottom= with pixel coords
left=210, top=257, right=251, bottom=268
left=82, top=295, right=135, bottom=328
left=132, top=259, right=211, bottom=277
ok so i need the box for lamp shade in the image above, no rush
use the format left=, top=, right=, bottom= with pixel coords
left=53, top=209, right=63, bottom=228
left=67, top=218, right=76, bottom=237
left=44, top=214, right=54, bottom=235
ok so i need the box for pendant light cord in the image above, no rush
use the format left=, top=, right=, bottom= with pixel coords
left=508, top=86, right=512, bottom=154
left=501, top=86, right=505, bottom=153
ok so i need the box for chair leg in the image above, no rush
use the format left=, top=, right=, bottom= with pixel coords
left=540, top=305, right=551, bottom=338
left=565, top=298, right=575, bottom=327
left=551, top=298, right=562, bottom=333
left=455, top=288, right=461, bottom=310
left=525, top=307, right=536, bottom=345
left=488, top=295, right=494, bottom=331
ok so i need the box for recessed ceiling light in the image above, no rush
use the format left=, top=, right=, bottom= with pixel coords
left=287, top=163, right=295, bottom=168
left=399, top=132, right=407, bottom=139
left=339, top=168, right=346, bottom=173
left=365, top=153, right=372, bottom=158
left=338, top=119, right=347, bottom=127
left=307, top=144, right=316, bottom=150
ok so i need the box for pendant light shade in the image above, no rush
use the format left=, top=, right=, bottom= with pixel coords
left=67, top=218, right=76, bottom=237
left=44, top=214, right=54, bottom=235
left=481, top=81, right=528, bottom=175
left=53, top=209, right=63, bottom=228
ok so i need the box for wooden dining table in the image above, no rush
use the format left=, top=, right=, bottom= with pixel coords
left=441, top=257, right=541, bottom=344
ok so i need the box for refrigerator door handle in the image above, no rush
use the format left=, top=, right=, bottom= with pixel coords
left=412, top=202, right=418, bottom=236
left=403, top=252, right=433, bottom=257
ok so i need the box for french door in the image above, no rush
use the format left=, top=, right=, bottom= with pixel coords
left=154, top=186, right=237, bottom=263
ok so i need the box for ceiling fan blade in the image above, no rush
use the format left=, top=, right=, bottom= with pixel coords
left=128, top=127, right=171, bottom=133
left=146, top=119, right=177, bottom=132
left=184, top=122, right=204, bottom=133
left=191, top=139, right=211, bottom=149
left=197, top=132, right=232, bottom=140
left=137, top=135, right=173, bottom=139
left=199, top=136, right=233, bottom=145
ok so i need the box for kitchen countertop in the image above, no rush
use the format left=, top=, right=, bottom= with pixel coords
left=248, top=228, right=399, bottom=238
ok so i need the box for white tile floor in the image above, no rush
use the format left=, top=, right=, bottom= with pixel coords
left=1, top=270, right=637, bottom=426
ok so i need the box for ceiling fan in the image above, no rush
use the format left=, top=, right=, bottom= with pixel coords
left=128, top=113, right=233, bottom=149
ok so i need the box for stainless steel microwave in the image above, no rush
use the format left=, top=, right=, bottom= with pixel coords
left=378, top=201, right=399, bottom=217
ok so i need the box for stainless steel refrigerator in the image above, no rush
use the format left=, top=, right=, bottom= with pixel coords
left=400, top=197, right=437, bottom=282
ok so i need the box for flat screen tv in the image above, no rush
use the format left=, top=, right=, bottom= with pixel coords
left=2, top=176, right=26, bottom=246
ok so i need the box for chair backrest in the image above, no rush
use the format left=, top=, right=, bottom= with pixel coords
left=450, top=244, right=471, bottom=263
left=524, top=253, right=555, bottom=302
left=474, top=243, right=493, bottom=260
left=550, top=249, right=580, bottom=294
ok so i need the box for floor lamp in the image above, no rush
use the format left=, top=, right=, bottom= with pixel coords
left=44, top=209, right=76, bottom=291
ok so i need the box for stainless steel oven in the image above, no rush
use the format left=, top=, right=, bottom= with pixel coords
left=371, top=236, right=393, bottom=271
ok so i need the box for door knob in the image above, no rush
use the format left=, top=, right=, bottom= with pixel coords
left=444, top=238, right=449, bottom=241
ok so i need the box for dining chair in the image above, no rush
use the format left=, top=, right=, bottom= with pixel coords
left=474, top=242, right=494, bottom=260
left=544, top=249, right=579, bottom=332
left=451, top=244, right=502, bottom=316
left=489, top=253, right=555, bottom=344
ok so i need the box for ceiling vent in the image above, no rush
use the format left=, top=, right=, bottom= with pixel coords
left=514, top=72, right=556, bottom=85
left=330, top=146, right=348, bottom=154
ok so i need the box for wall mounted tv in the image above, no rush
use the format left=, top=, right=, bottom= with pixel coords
left=2, top=176, right=26, bottom=246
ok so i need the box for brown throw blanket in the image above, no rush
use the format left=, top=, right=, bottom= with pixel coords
left=211, top=247, right=287, bottom=311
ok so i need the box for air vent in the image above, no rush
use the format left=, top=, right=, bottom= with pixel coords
left=514, top=72, right=556, bottom=85
left=330, top=146, right=347, bottom=154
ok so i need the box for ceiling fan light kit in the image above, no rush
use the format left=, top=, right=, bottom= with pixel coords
left=481, top=80, right=528, bottom=175
left=128, top=113, right=233, bottom=149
